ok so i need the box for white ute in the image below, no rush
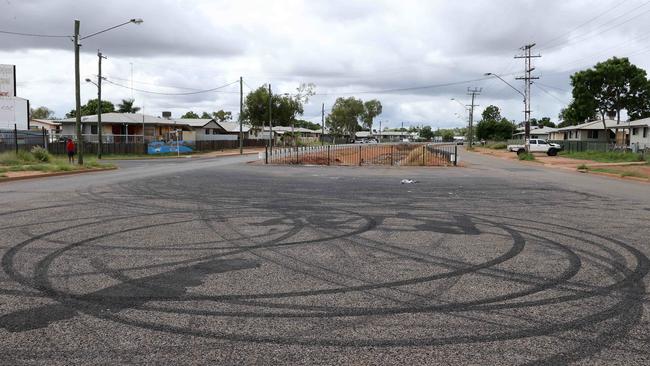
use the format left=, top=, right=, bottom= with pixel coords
left=507, top=139, right=562, bottom=156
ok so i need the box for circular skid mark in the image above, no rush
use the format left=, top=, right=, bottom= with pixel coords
left=0, top=177, right=647, bottom=365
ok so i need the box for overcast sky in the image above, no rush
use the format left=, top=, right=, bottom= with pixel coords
left=2, top=0, right=650, bottom=129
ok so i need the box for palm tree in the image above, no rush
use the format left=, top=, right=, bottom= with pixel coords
left=117, top=99, right=141, bottom=113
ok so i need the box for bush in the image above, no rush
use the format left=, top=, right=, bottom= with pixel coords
left=518, top=152, right=535, bottom=161
left=16, top=150, right=35, bottom=163
left=0, top=152, right=21, bottom=165
left=577, top=164, right=589, bottom=170
left=487, top=142, right=507, bottom=149
left=30, top=146, right=51, bottom=162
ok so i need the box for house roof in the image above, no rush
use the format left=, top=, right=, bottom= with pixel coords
left=174, top=118, right=213, bottom=127
left=60, top=113, right=182, bottom=125
left=556, top=119, right=621, bottom=131
left=607, top=118, right=650, bottom=128
left=30, top=119, right=61, bottom=126
left=513, top=126, right=557, bottom=136
left=217, top=121, right=251, bottom=133
left=262, top=126, right=321, bottom=134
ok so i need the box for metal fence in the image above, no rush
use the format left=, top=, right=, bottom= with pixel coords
left=0, top=129, right=49, bottom=153
left=195, top=139, right=267, bottom=151
left=265, top=143, right=457, bottom=166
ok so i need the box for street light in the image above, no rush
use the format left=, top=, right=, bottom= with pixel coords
left=484, top=72, right=529, bottom=149
left=73, top=18, right=143, bottom=164
left=484, top=73, right=525, bottom=98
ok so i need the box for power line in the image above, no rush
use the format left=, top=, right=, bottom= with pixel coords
left=540, top=1, right=650, bottom=53
left=312, top=75, right=513, bottom=96
left=102, top=74, right=236, bottom=92
left=103, top=79, right=240, bottom=96
left=0, top=29, right=70, bottom=38
left=537, top=0, right=632, bottom=50
left=534, top=83, right=568, bottom=105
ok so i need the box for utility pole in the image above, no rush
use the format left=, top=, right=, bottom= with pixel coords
left=466, top=87, right=481, bottom=148
left=379, top=120, right=382, bottom=142
left=515, top=43, right=541, bottom=150
left=321, top=102, right=325, bottom=146
left=268, top=83, right=273, bottom=154
left=97, top=50, right=107, bottom=159
left=74, top=20, right=83, bottom=165
left=239, top=76, right=243, bottom=155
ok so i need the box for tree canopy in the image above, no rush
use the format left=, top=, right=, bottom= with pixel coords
left=362, top=100, right=383, bottom=130
left=530, top=117, right=556, bottom=128
left=181, top=111, right=200, bottom=119
left=325, top=97, right=366, bottom=137
left=117, top=99, right=141, bottom=113
left=562, top=57, right=650, bottom=133
left=31, top=106, right=55, bottom=119
left=66, top=99, right=115, bottom=118
left=242, top=84, right=313, bottom=128
left=475, top=105, right=516, bottom=140
left=419, top=125, right=434, bottom=140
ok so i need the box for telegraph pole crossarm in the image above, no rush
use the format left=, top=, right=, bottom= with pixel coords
left=514, top=43, right=541, bottom=151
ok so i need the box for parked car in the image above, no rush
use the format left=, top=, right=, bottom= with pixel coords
left=507, top=139, right=562, bottom=156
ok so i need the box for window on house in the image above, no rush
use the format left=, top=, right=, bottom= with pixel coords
left=213, top=129, right=218, bottom=135
left=205, top=128, right=210, bottom=134
left=644, top=127, right=648, bottom=138
left=90, top=125, right=98, bottom=135
left=587, top=130, right=599, bottom=139
left=632, top=128, right=638, bottom=136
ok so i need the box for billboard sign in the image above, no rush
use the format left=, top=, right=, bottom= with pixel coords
left=0, top=64, right=16, bottom=97
left=0, top=96, right=29, bottom=130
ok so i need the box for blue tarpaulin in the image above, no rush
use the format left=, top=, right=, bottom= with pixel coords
left=148, top=141, right=193, bottom=154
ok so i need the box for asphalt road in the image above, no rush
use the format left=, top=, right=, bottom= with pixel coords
left=0, top=150, right=649, bottom=365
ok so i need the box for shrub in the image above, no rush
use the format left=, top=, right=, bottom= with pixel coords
left=0, top=152, right=21, bottom=166
left=487, top=142, right=507, bottom=149
left=15, top=150, right=35, bottom=163
left=30, top=146, right=51, bottom=162
left=518, top=152, right=535, bottom=161
left=577, top=164, right=589, bottom=170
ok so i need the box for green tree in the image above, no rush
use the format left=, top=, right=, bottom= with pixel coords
left=212, top=110, right=232, bottom=122
left=66, top=99, right=115, bottom=118
left=294, top=119, right=321, bottom=130
left=326, top=97, right=365, bottom=138
left=534, top=117, right=556, bottom=128
left=481, top=105, right=502, bottom=122
left=31, top=106, right=54, bottom=119
left=558, top=101, right=595, bottom=127
left=117, top=99, right=141, bottom=113
left=181, top=111, right=200, bottom=119
left=419, top=125, right=434, bottom=140
left=569, top=57, right=650, bottom=141
left=441, top=130, right=454, bottom=142
left=362, top=100, right=382, bottom=130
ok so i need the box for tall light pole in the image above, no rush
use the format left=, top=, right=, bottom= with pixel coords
left=268, top=84, right=273, bottom=153
left=84, top=77, right=101, bottom=157
left=451, top=97, right=470, bottom=142
left=74, top=18, right=143, bottom=164
left=484, top=72, right=527, bottom=148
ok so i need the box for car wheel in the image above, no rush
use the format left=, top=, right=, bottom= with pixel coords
left=547, top=148, right=557, bottom=156
left=516, top=148, right=526, bottom=156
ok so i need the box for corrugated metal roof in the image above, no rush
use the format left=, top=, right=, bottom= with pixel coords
left=61, top=113, right=181, bottom=125
left=556, top=119, right=619, bottom=131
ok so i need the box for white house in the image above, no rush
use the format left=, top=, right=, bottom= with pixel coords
left=513, top=126, right=557, bottom=140
left=612, top=118, right=650, bottom=150
left=549, top=119, right=619, bottom=142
